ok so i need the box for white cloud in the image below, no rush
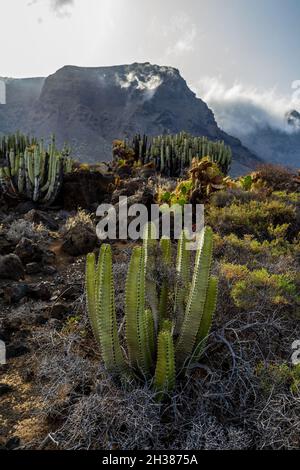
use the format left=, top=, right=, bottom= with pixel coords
left=28, top=0, right=75, bottom=17
left=166, top=25, right=197, bottom=55
left=193, top=77, right=300, bottom=136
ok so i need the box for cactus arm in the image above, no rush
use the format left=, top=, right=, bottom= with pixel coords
left=174, top=230, right=190, bottom=334
left=154, top=328, right=176, bottom=399
left=97, top=244, right=126, bottom=373
left=158, top=237, right=171, bottom=325
left=125, top=246, right=151, bottom=375
left=193, top=275, right=218, bottom=361
left=143, top=223, right=159, bottom=331
left=85, top=252, right=100, bottom=343
left=175, top=227, right=213, bottom=369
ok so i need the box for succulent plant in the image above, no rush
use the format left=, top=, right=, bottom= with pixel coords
left=0, top=133, right=74, bottom=205
left=85, top=224, right=218, bottom=398
left=128, top=132, right=232, bottom=176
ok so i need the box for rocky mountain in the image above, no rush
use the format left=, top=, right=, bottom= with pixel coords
left=286, top=109, right=300, bottom=130
left=0, top=63, right=261, bottom=175
left=236, top=109, right=300, bottom=169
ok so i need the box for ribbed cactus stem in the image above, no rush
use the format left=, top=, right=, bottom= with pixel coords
left=154, top=327, right=176, bottom=398
left=175, top=227, right=214, bottom=369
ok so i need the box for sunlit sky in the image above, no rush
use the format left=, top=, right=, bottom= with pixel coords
left=0, top=0, right=299, bottom=97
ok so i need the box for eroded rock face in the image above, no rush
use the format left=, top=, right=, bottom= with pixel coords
left=0, top=63, right=261, bottom=174
left=0, top=254, right=25, bottom=281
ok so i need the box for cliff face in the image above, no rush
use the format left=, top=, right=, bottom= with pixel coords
left=0, top=63, right=261, bottom=174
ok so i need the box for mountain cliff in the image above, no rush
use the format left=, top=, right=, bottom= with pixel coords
left=0, top=63, right=261, bottom=174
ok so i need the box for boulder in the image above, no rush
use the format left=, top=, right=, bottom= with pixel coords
left=14, top=237, right=44, bottom=264
left=14, top=237, right=55, bottom=266
left=25, top=262, right=41, bottom=274
left=0, top=234, right=16, bottom=255
left=62, top=171, right=114, bottom=210
left=62, top=224, right=97, bottom=256
left=0, top=254, right=24, bottom=280
left=24, top=209, right=59, bottom=231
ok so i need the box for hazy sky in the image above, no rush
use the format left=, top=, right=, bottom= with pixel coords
left=0, top=0, right=299, bottom=116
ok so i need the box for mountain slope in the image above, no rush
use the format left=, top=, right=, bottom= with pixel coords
left=0, top=63, right=261, bottom=174
left=235, top=110, right=300, bottom=169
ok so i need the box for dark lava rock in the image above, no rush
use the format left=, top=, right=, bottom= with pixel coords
left=3, top=281, right=51, bottom=304
left=24, top=209, right=59, bottom=231
left=43, top=302, right=70, bottom=320
left=25, top=262, right=41, bottom=274
left=111, top=178, right=144, bottom=204
left=62, top=224, right=98, bottom=256
left=28, top=282, right=52, bottom=301
left=62, top=171, right=114, bottom=210
left=0, top=234, right=16, bottom=255
left=14, top=237, right=44, bottom=264
left=43, top=265, right=57, bottom=275
left=0, top=254, right=25, bottom=280
left=0, top=383, right=13, bottom=396
left=3, top=283, right=29, bottom=304
left=58, top=283, right=82, bottom=301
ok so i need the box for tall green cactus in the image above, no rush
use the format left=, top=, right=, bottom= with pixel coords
left=85, top=225, right=218, bottom=397
left=158, top=237, right=172, bottom=326
left=0, top=133, right=74, bottom=205
left=176, top=227, right=214, bottom=369
left=127, top=132, right=232, bottom=175
left=86, top=245, right=126, bottom=374
left=125, top=246, right=153, bottom=376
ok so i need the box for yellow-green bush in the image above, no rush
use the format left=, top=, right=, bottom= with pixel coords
left=207, top=199, right=297, bottom=240
left=214, top=232, right=300, bottom=266
left=220, top=263, right=300, bottom=312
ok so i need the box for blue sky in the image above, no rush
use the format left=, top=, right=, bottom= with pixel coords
left=0, top=0, right=299, bottom=126
left=0, top=0, right=298, bottom=93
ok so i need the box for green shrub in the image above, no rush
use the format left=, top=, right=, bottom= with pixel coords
left=220, top=263, right=300, bottom=312
left=256, top=362, right=300, bottom=394
left=207, top=199, right=297, bottom=240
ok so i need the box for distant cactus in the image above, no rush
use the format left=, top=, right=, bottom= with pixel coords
left=0, top=133, right=74, bottom=205
left=129, top=132, right=232, bottom=175
left=85, top=224, right=218, bottom=398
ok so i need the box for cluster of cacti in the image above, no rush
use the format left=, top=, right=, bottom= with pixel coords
left=0, top=133, right=37, bottom=160
left=130, top=132, right=232, bottom=175
left=86, top=225, right=218, bottom=398
left=0, top=133, right=74, bottom=205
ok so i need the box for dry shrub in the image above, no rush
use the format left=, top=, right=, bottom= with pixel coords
left=256, top=164, right=296, bottom=191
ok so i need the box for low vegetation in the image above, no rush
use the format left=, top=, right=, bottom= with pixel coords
left=0, top=132, right=299, bottom=450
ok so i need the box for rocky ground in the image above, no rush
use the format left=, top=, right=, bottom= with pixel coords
left=0, top=167, right=299, bottom=450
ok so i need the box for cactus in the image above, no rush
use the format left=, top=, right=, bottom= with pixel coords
left=154, top=325, right=176, bottom=399
left=0, top=133, right=74, bottom=205
left=86, top=246, right=127, bottom=374
left=176, top=227, right=214, bottom=369
left=85, top=225, right=218, bottom=398
left=125, top=132, right=232, bottom=176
